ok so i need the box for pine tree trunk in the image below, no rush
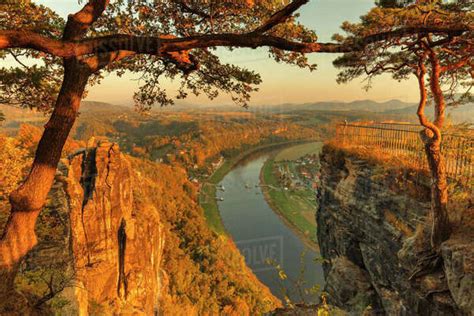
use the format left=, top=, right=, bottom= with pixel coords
left=0, top=60, right=90, bottom=306
left=423, top=137, right=451, bottom=249
left=416, top=49, right=452, bottom=251
left=427, top=50, right=451, bottom=249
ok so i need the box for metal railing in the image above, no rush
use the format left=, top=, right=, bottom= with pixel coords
left=335, top=122, right=474, bottom=183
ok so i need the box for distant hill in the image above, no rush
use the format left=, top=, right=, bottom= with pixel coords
left=383, top=103, right=473, bottom=124
left=0, top=104, right=44, bottom=120
left=246, top=99, right=472, bottom=124
left=80, top=101, right=131, bottom=113
left=138, top=99, right=417, bottom=113
left=2, top=99, right=470, bottom=128
left=0, top=101, right=132, bottom=134
left=0, top=104, right=47, bottom=133
left=256, top=99, right=417, bottom=113
left=0, top=101, right=130, bottom=118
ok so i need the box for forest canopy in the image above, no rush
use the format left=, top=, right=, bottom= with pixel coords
left=1, top=0, right=320, bottom=110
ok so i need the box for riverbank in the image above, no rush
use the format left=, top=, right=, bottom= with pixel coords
left=199, top=140, right=315, bottom=235
left=259, top=144, right=322, bottom=251
left=216, top=151, right=326, bottom=304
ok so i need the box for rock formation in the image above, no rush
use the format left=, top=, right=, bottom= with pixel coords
left=20, top=141, right=164, bottom=315
left=8, top=141, right=278, bottom=315
left=317, top=145, right=473, bottom=315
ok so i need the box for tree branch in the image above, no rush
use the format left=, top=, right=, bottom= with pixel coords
left=364, top=62, right=410, bottom=75
left=176, top=1, right=211, bottom=19
left=440, top=58, right=472, bottom=73
left=63, top=0, right=110, bottom=41
left=416, top=52, right=441, bottom=143
left=251, top=0, right=309, bottom=34
left=1, top=26, right=469, bottom=60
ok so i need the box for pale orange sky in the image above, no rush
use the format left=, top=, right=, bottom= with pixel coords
left=32, top=1, right=419, bottom=106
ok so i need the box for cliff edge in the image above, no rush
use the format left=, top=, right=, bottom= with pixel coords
left=18, top=141, right=164, bottom=315
left=317, top=144, right=473, bottom=315
left=4, top=141, right=278, bottom=315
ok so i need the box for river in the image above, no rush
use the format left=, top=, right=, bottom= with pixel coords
left=216, top=150, right=325, bottom=304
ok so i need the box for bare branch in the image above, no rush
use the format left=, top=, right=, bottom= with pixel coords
left=7, top=50, right=28, bottom=69
left=440, top=58, right=473, bottom=73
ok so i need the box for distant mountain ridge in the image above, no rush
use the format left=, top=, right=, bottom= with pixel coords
left=248, top=99, right=472, bottom=124
left=383, top=103, right=473, bottom=124
left=2, top=99, right=471, bottom=123
left=255, top=99, right=417, bottom=113
left=112, top=99, right=417, bottom=113
left=80, top=101, right=131, bottom=112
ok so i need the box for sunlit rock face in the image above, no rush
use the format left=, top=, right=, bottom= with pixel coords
left=65, top=141, right=164, bottom=315
left=317, top=145, right=473, bottom=315
left=24, top=142, right=164, bottom=315
left=16, top=139, right=279, bottom=315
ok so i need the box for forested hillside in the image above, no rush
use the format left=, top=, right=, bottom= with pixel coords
left=0, top=106, right=319, bottom=314
left=0, top=127, right=281, bottom=314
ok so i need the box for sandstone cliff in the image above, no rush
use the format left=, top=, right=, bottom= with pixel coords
left=19, top=141, right=164, bottom=315
left=8, top=142, right=278, bottom=315
left=317, top=144, right=473, bottom=315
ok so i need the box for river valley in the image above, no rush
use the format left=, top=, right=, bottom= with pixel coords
left=216, top=151, right=325, bottom=303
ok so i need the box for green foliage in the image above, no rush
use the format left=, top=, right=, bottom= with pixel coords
left=333, top=1, right=473, bottom=106
left=0, top=2, right=64, bottom=111
left=89, top=110, right=318, bottom=172
left=266, top=249, right=321, bottom=307
left=15, top=268, right=73, bottom=310
left=88, top=300, right=106, bottom=316
left=275, top=142, right=323, bottom=161
left=1, top=1, right=319, bottom=110
left=11, top=188, right=76, bottom=312
left=75, top=120, right=116, bottom=141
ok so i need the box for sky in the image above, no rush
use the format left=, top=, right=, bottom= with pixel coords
left=32, top=0, right=419, bottom=106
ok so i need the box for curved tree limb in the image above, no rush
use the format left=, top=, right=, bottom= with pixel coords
left=427, top=48, right=446, bottom=128
left=416, top=52, right=441, bottom=143
left=0, top=26, right=470, bottom=59
left=63, top=0, right=110, bottom=41
left=415, top=49, right=451, bottom=249
left=251, top=0, right=309, bottom=34
left=0, top=0, right=108, bottom=272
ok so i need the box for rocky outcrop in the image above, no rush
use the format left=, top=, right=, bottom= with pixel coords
left=440, top=209, right=474, bottom=314
left=11, top=140, right=280, bottom=315
left=317, top=145, right=474, bottom=315
left=13, top=139, right=280, bottom=315
left=22, top=142, right=164, bottom=315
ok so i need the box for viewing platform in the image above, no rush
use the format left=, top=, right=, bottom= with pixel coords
left=334, top=122, right=473, bottom=186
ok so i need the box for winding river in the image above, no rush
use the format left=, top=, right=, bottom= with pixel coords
left=216, top=150, right=325, bottom=303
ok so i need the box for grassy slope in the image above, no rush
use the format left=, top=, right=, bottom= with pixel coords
left=199, top=140, right=311, bottom=235
left=261, top=158, right=318, bottom=245
left=275, top=142, right=324, bottom=161
left=199, top=158, right=235, bottom=235
left=260, top=142, right=323, bottom=247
